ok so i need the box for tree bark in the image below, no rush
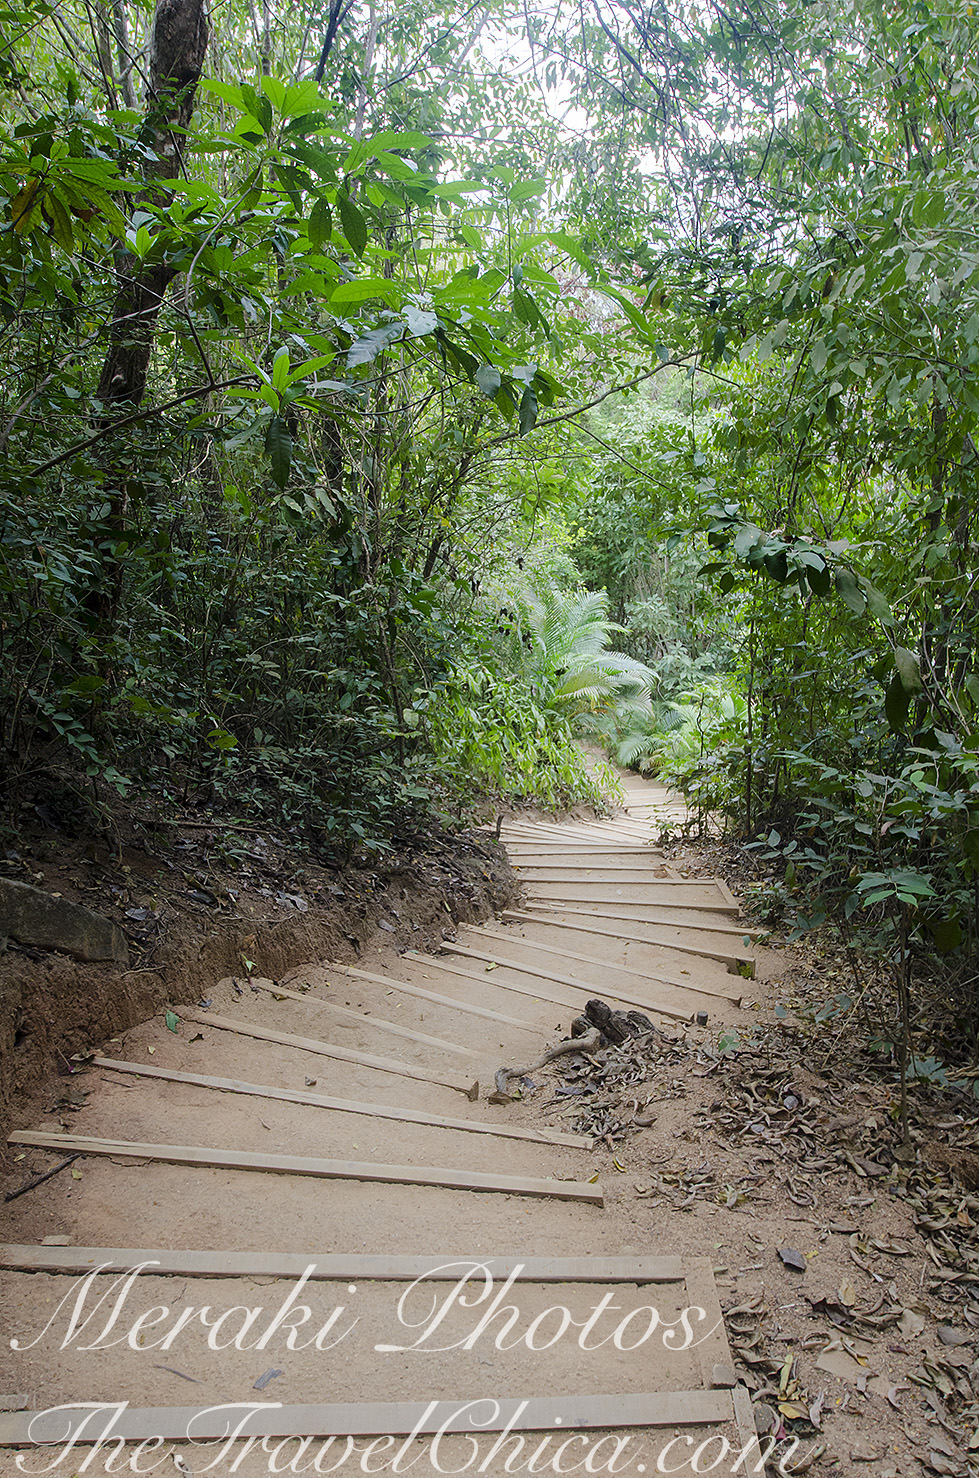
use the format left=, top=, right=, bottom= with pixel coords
left=89, top=0, right=209, bottom=635
left=112, top=0, right=138, bottom=111
left=95, top=0, right=209, bottom=413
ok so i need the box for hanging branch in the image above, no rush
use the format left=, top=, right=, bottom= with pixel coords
left=314, top=0, right=356, bottom=83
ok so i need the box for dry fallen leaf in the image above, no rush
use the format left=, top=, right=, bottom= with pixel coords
left=899, top=1308, right=926, bottom=1339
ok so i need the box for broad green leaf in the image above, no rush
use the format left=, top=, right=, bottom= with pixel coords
left=337, top=193, right=368, bottom=257
left=835, top=567, right=867, bottom=616
left=200, top=79, right=246, bottom=111
left=265, top=415, right=292, bottom=489
left=894, top=646, right=923, bottom=693
left=346, top=323, right=402, bottom=367
left=805, top=560, right=831, bottom=597
left=282, top=80, right=323, bottom=118
left=328, top=277, right=398, bottom=308
left=403, top=305, right=438, bottom=336
left=43, top=190, right=74, bottom=252
left=284, top=354, right=342, bottom=387
left=885, top=672, right=910, bottom=731
left=476, top=364, right=501, bottom=397
left=429, top=181, right=489, bottom=199
left=260, top=76, right=287, bottom=111
left=10, top=179, right=41, bottom=233
left=860, top=579, right=894, bottom=625
left=546, top=230, right=593, bottom=273
left=733, top=524, right=763, bottom=558
left=519, top=385, right=538, bottom=435
left=343, top=130, right=433, bottom=171
left=375, top=151, right=419, bottom=181
left=510, top=179, right=546, bottom=202
left=271, top=346, right=290, bottom=392
left=308, top=197, right=332, bottom=250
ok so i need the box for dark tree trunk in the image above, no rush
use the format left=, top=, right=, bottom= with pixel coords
left=96, top=0, right=209, bottom=413
left=89, top=0, right=209, bottom=636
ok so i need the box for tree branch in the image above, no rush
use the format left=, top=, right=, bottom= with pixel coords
left=26, top=378, right=254, bottom=478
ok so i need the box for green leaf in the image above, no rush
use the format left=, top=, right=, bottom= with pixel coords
left=259, top=76, right=287, bottom=111
left=164, top=1010, right=179, bottom=1034
left=733, top=524, right=763, bottom=559
left=329, top=277, right=398, bottom=308
left=925, top=916, right=962, bottom=953
left=894, top=646, right=923, bottom=693
left=308, top=197, right=332, bottom=250
left=860, top=579, right=894, bottom=625
left=240, top=85, right=272, bottom=132
left=265, top=415, right=292, bottom=489
left=510, top=178, right=546, bottom=202
left=43, top=190, right=74, bottom=252
left=271, top=346, right=290, bottom=392
left=206, top=728, right=239, bottom=750
left=519, top=385, right=538, bottom=435
left=835, top=567, right=867, bottom=616
left=337, top=192, right=368, bottom=257
left=805, top=560, right=831, bottom=597
left=282, top=79, right=323, bottom=118
left=885, top=672, right=910, bottom=731
left=475, top=364, right=501, bottom=397
left=343, top=130, right=433, bottom=172
left=200, top=79, right=247, bottom=111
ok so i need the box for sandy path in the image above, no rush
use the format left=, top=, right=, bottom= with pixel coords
left=0, top=779, right=772, bottom=1475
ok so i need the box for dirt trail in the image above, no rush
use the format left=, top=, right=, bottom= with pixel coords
left=0, top=776, right=878, bottom=1476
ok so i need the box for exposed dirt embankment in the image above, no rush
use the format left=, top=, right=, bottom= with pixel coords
left=0, top=823, right=517, bottom=1150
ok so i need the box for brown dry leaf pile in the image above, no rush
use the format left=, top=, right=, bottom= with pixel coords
left=521, top=982, right=979, bottom=1477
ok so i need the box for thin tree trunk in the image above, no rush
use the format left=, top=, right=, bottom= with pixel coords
left=91, top=0, right=209, bottom=630
left=96, top=0, right=209, bottom=412
left=112, top=0, right=138, bottom=109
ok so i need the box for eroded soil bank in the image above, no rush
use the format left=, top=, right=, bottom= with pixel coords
left=0, top=816, right=518, bottom=1148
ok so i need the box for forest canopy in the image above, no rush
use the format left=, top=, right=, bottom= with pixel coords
left=2, top=0, right=979, bottom=1061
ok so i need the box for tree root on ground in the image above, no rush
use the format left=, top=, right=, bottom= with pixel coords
left=491, top=1027, right=602, bottom=1102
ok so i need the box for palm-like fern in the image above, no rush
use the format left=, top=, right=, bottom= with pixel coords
left=501, top=583, right=656, bottom=727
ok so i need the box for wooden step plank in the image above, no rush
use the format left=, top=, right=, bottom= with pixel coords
left=525, top=883, right=738, bottom=912
left=528, top=899, right=762, bottom=937
left=94, top=1059, right=591, bottom=1149
left=7, top=1131, right=604, bottom=1206
left=505, top=851, right=668, bottom=863
left=520, top=872, right=733, bottom=891
left=323, top=963, right=540, bottom=1033
left=502, top=909, right=754, bottom=975
left=513, top=861, right=694, bottom=874
left=459, top=927, right=743, bottom=1004
left=404, top=950, right=598, bottom=1016
left=0, top=1391, right=731, bottom=1445
left=438, top=944, right=722, bottom=1020
left=0, top=1246, right=685, bottom=1281
left=169, top=1006, right=478, bottom=1097
left=501, top=820, right=655, bottom=842
left=247, top=980, right=480, bottom=1058
left=512, top=861, right=672, bottom=875
left=525, top=898, right=753, bottom=933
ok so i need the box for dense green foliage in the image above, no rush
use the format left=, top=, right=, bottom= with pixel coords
left=3, top=0, right=979, bottom=1075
